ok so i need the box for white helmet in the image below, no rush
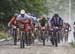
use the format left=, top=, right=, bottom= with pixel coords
left=20, top=9, right=25, bottom=14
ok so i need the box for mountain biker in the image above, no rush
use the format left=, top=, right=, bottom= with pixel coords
left=16, top=9, right=32, bottom=32
left=65, top=22, right=71, bottom=31
left=50, top=14, right=63, bottom=34
left=39, top=16, right=47, bottom=28
left=31, top=15, right=38, bottom=35
left=63, top=22, right=71, bottom=42
left=50, top=14, right=63, bottom=28
left=50, top=14, right=63, bottom=36
left=8, top=13, right=18, bottom=45
left=8, top=13, right=18, bottom=35
left=8, top=13, right=18, bottom=27
left=49, top=14, right=63, bottom=46
left=16, top=9, right=33, bottom=47
left=38, top=16, right=47, bottom=41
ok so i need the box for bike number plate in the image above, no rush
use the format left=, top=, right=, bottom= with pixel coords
left=12, top=25, right=16, bottom=29
left=41, top=27, right=45, bottom=29
left=65, top=30, right=68, bottom=32
left=28, top=26, right=31, bottom=29
left=35, top=28, right=37, bottom=30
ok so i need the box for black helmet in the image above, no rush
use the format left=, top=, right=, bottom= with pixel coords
left=54, top=14, right=59, bottom=18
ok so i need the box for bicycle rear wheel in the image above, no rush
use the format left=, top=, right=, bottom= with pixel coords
left=13, top=29, right=17, bottom=45
left=42, top=31, right=45, bottom=46
left=20, top=31, right=25, bottom=48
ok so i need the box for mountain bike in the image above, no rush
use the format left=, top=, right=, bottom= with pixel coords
left=11, top=25, right=17, bottom=45
left=41, top=27, right=46, bottom=46
left=50, top=26, right=60, bottom=47
left=18, top=24, right=25, bottom=48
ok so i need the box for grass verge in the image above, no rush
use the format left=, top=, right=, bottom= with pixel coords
left=69, top=42, right=75, bottom=47
left=0, top=31, right=8, bottom=39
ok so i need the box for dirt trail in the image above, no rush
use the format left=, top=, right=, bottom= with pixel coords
left=0, top=40, right=75, bottom=54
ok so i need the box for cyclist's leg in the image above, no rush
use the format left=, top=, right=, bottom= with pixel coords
left=65, top=33, right=67, bottom=42
left=25, top=31, right=28, bottom=46
left=58, top=31, right=60, bottom=43
left=54, top=32, right=58, bottom=47
left=13, top=29, right=17, bottom=45
left=51, top=32, right=54, bottom=45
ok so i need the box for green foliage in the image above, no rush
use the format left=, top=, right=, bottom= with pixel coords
left=0, top=0, right=47, bottom=23
left=0, top=31, right=7, bottom=39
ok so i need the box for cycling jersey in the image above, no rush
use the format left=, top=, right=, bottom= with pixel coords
left=39, top=18, right=47, bottom=27
left=32, top=17, right=38, bottom=23
left=50, top=17, right=63, bottom=27
left=16, top=14, right=32, bottom=32
left=32, top=17, right=38, bottom=26
left=9, top=16, right=16, bottom=25
left=16, top=14, right=30, bottom=20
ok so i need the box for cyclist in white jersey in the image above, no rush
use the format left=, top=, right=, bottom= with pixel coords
left=16, top=9, right=31, bottom=21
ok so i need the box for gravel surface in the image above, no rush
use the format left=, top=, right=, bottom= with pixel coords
left=0, top=40, right=75, bottom=54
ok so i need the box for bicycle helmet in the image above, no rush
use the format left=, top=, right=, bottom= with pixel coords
left=20, top=9, right=25, bottom=14
left=54, top=14, right=59, bottom=17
